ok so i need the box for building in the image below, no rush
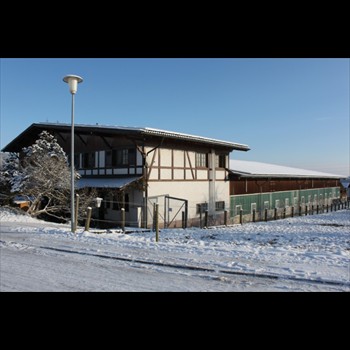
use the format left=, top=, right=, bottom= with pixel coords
left=2, top=123, right=249, bottom=228
left=229, top=160, right=342, bottom=223
left=340, top=177, right=350, bottom=200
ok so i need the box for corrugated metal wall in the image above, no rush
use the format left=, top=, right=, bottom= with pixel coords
left=230, top=187, right=340, bottom=218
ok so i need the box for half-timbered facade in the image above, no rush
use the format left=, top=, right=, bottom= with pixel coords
left=2, top=123, right=249, bottom=228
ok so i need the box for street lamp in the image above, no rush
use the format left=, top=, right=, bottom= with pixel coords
left=63, top=74, right=83, bottom=233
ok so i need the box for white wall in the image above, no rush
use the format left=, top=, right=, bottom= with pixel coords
left=148, top=180, right=229, bottom=219
left=144, top=146, right=230, bottom=223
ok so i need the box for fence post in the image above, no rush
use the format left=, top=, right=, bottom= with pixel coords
left=253, top=209, right=256, bottom=222
left=265, top=208, right=268, bottom=222
left=74, top=194, right=80, bottom=232
left=224, top=210, right=228, bottom=226
left=121, top=208, right=125, bottom=232
left=182, top=211, right=185, bottom=229
left=204, top=210, right=208, bottom=228
left=311, top=205, right=314, bottom=215
left=240, top=209, right=243, bottom=225
left=155, top=204, right=159, bottom=242
left=305, top=205, right=308, bottom=216
left=274, top=208, right=277, bottom=220
left=316, top=205, right=319, bottom=214
left=299, top=205, right=302, bottom=216
left=85, top=207, right=92, bottom=232
left=283, top=207, right=286, bottom=219
left=326, top=204, right=329, bottom=213
left=152, top=203, right=156, bottom=232
left=291, top=206, right=294, bottom=218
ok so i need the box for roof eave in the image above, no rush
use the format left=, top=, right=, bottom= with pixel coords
left=229, top=171, right=341, bottom=179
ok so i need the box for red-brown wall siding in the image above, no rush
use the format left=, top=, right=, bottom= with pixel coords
left=230, top=176, right=339, bottom=195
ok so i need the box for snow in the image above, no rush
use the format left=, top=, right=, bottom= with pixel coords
left=229, top=159, right=343, bottom=178
left=34, top=122, right=250, bottom=150
left=77, top=176, right=141, bottom=189
left=1, top=206, right=349, bottom=291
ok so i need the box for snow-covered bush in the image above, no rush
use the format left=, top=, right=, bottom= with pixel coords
left=1, top=131, right=96, bottom=221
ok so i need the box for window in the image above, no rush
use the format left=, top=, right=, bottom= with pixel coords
left=74, top=154, right=80, bottom=169
left=121, top=149, right=128, bottom=165
left=196, top=153, right=208, bottom=168
left=107, top=148, right=136, bottom=167
left=82, top=152, right=95, bottom=168
left=128, top=149, right=136, bottom=165
left=105, top=150, right=113, bottom=167
left=215, top=201, right=225, bottom=211
left=215, top=155, right=226, bottom=168
left=196, top=202, right=208, bottom=214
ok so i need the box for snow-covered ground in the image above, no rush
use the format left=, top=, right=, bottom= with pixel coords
left=0, top=207, right=349, bottom=291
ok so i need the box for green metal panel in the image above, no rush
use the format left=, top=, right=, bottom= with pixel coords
left=230, top=187, right=340, bottom=217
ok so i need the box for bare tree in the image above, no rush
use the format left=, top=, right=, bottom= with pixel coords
left=1, top=131, right=96, bottom=221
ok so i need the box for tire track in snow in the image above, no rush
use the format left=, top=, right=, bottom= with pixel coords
left=1, top=239, right=349, bottom=288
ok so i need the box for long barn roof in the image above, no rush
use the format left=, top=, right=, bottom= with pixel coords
left=229, top=159, right=343, bottom=179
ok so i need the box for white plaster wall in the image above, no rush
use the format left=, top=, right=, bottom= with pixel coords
left=148, top=180, right=229, bottom=219
left=215, top=169, right=226, bottom=180
left=160, top=148, right=172, bottom=167
left=197, top=170, right=208, bottom=180
left=185, top=170, right=194, bottom=180
left=173, top=150, right=184, bottom=167
left=148, top=170, right=158, bottom=180
left=160, top=169, right=172, bottom=180
left=173, top=169, right=184, bottom=180
left=187, top=152, right=195, bottom=166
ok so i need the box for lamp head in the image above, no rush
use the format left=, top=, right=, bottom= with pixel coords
left=63, top=75, right=83, bottom=94
left=95, top=197, right=103, bottom=208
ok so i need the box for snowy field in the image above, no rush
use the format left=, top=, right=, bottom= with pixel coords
left=0, top=207, right=349, bottom=291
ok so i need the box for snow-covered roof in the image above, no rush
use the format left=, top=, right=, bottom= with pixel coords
left=1, top=123, right=250, bottom=152
left=229, top=159, right=342, bottom=179
left=141, top=127, right=250, bottom=150
left=77, top=176, right=142, bottom=189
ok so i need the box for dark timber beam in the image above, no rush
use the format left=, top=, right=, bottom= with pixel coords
left=77, top=134, right=87, bottom=146
left=101, top=136, right=112, bottom=149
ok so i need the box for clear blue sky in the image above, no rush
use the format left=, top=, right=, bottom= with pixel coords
left=1, top=58, right=349, bottom=176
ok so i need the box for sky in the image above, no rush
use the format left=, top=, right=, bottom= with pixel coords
left=1, top=58, right=349, bottom=176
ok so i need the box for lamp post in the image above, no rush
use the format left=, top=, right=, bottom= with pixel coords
left=63, top=74, right=83, bottom=233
